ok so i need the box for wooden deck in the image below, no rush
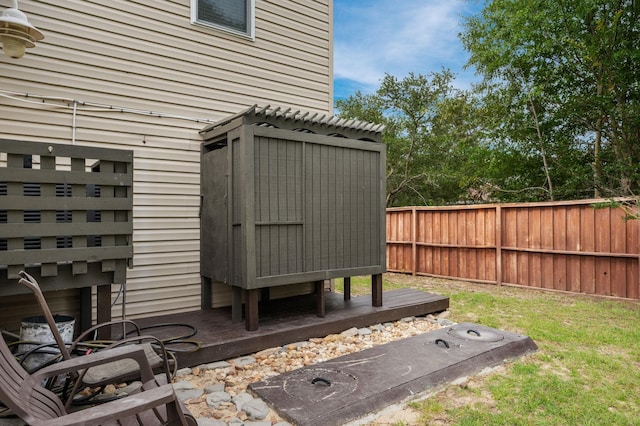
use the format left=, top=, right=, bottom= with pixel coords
left=134, top=288, right=449, bottom=368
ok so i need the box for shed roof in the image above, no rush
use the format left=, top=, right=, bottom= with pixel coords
left=200, top=105, right=385, bottom=139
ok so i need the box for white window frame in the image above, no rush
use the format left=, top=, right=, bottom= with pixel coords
left=190, top=0, right=255, bottom=40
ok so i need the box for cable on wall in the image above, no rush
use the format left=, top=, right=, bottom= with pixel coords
left=0, top=89, right=217, bottom=124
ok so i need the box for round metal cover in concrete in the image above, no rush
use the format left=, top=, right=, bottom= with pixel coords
left=283, top=367, right=358, bottom=402
left=447, top=324, right=505, bottom=342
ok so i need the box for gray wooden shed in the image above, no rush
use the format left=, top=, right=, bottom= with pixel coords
left=200, top=105, right=386, bottom=330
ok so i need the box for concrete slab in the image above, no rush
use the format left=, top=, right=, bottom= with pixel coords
left=249, top=323, right=537, bottom=426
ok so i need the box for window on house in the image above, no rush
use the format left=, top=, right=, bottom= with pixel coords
left=191, top=0, right=255, bottom=39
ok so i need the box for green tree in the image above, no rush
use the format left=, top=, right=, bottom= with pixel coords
left=337, top=71, right=484, bottom=206
left=461, top=0, right=640, bottom=200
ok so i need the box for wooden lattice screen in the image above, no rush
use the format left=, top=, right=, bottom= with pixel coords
left=0, top=139, right=133, bottom=323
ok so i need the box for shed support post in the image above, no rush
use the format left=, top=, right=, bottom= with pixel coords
left=343, top=276, right=351, bottom=301
left=201, top=276, right=212, bottom=310
left=372, top=274, right=383, bottom=307
left=232, top=286, right=243, bottom=323
left=315, top=280, right=326, bottom=318
left=245, top=288, right=259, bottom=331
left=80, top=287, right=92, bottom=331
left=96, top=284, right=112, bottom=339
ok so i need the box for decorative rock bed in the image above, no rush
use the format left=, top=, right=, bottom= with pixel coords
left=173, top=314, right=451, bottom=425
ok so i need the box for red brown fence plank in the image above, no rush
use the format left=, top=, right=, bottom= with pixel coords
left=629, top=223, right=640, bottom=299
left=387, top=199, right=640, bottom=300
left=562, top=207, right=577, bottom=293
left=539, top=206, right=554, bottom=290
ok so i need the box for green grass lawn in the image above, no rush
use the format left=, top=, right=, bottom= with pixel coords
left=334, top=274, right=640, bottom=425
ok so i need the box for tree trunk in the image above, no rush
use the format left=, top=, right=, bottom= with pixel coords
left=593, top=77, right=604, bottom=198
left=528, top=98, right=554, bottom=200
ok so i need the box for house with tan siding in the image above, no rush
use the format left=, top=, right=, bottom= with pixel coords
left=0, top=0, right=334, bottom=327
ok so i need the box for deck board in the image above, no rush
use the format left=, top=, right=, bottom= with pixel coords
left=133, top=288, right=449, bottom=367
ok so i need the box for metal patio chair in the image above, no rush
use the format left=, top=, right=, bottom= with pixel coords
left=0, top=332, right=196, bottom=425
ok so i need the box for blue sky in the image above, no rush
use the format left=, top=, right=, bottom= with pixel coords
left=333, top=0, right=482, bottom=100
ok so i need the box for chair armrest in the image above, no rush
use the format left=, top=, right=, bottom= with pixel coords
left=37, top=384, right=186, bottom=426
left=29, top=344, right=156, bottom=385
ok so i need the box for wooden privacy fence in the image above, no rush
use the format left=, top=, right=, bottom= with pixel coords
left=387, top=200, right=640, bottom=299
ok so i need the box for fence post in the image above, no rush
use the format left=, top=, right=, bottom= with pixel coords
left=412, top=207, right=417, bottom=275
left=496, top=204, right=502, bottom=285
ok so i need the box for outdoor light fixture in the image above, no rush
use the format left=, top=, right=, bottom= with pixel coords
left=0, top=0, right=43, bottom=58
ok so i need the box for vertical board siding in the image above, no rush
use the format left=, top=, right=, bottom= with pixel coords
left=387, top=200, right=640, bottom=299
left=231, top=138, right=244, bottom=288
left=254, top=136, right=303, bottom=278
left=304, top=145, right=382, bottom=272
left=1, top=0, right=332, bottom=321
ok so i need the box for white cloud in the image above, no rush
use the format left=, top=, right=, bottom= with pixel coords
left=334, top=0, right=477, bottom=94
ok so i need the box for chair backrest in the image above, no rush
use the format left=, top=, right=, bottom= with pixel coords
left=18, top=271, right=73, bottom=361
left=0, top=331, right=66, bottom=423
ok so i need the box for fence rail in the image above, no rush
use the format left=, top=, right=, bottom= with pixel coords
left=387, top=200, right=640, bottom=299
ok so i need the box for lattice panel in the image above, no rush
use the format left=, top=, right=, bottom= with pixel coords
left=0, top=139, right=133, bottom=283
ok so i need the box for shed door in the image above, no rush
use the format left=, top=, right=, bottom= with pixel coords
left=304, top=144, right=382, bottom=272
left=253, top=135, right=383, bottom=280
left=253, top=137, right=304, bottom=278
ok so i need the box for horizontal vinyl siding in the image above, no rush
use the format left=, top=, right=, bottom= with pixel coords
left=0, top=0, right=332, bottom=321
left=19, top=0, right=331, bottom=112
